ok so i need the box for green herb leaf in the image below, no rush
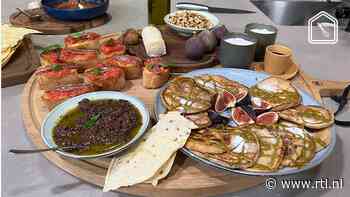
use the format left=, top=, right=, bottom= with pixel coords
left=83, top=113, right=101, bottom=129
left=106, top=38, right=114, bottom=46
left=40, top=44, right=62, bottom=53
left=91, top=67, right=103, bottom=75
left=145, top=64, right=155, bottom=71
left=51, top=64, right=62, bottom=71
left=71, top=32, right=82, bottom=38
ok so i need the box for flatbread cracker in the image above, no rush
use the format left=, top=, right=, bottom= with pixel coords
left=103, top=112, right=197, bottom=191
left=145, top=152, right=177, bottom=186
left=1, top=24, right=40, bottom=49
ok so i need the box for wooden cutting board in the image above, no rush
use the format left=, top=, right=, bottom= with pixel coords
left=1, top=35, right=40, bottom=88
left=21, top=67, right=349, bottom=197
left=10, top=8, right=111, bottom=35
left=128, top=26, right=218, bottom=73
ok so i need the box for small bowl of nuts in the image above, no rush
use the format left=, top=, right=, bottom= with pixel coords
left=164, top=10, right=220, bottom=36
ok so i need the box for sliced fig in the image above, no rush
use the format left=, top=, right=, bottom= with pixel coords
left=251, top=97, right=272, bottom=112
left=234, top=89, right=248, bottom=103
left=215, top=90, right=236, bottom=112
left=256, top=112, right=279, bottom=125
left=231, top=107, right=255, bottom=126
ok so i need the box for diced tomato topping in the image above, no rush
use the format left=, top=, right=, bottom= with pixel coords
left=45, top=85, right=93, bottom=101
left=144, top=58, right=168, bottom=74
left=100, top=42, right=126, bottom=55
left=107, top=55, right=142, bottom=66
left=86, top=67, right=123, bottom=81
left=144, top=57, right=162, bottom=67
left=145, top=64, right=168, bottom=74
left=41, top=49, right=62, bottom=64
left=64, top=32, right=101, bottom=45
left=60, top=49, right=97, bottom=61
left=37, top=67, right=75, bottom=78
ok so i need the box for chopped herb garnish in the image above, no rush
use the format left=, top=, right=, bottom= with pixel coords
left=91, top=67, right=103, bottom=75
left=40, top=44, right=61, bottom=53
left=51, top=64, right=62, bottom=71
left=83, top=113, right=101, bottom=129
left=106, top=38, right=115, bottom=46
left=71, top=32, right=82, bottom=38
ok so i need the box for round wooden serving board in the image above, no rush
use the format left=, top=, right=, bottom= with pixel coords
left=21, top=69, right=349, bottom=197
left=10, top=8, right=111, bottom=35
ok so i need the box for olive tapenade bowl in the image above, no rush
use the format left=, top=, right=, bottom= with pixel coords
left=41, top=91, right=150, bottom=159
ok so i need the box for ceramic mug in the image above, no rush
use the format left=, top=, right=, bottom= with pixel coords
left=219, top=33, right=257, bottom=69
left=264, top=44, right=293, bottom=75
left=245, top=23, right=278, bottom=61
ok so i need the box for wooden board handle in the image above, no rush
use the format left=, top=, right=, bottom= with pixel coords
left=312, top=80, right=350, bottom=97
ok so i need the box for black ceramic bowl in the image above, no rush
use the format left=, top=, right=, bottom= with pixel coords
left=42, top=0, right=109, bottom=21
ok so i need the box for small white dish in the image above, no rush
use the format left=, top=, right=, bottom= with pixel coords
left=164, top=10, right=220, bottom=36
left=41, top=91, right=150, bottom=159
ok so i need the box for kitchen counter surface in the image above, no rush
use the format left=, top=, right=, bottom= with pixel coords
left=2, top=0, right=350, bottom=197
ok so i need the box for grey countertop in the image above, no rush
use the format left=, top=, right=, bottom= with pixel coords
left=2, top=0, right=350, bottom=197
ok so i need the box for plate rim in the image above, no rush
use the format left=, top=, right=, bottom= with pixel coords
left=154, top=68, right=336, bottom=176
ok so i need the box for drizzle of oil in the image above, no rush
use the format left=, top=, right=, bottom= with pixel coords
left=52, top=99, right=142, bottom=155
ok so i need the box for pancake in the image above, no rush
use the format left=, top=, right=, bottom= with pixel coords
left=249, top=77, right=301, bottom=111
left=279, top=105, right=334, bottom=129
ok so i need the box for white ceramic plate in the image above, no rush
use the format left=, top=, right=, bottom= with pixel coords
left=164, top=10, right=220, bottom=36
left=41, top=91, right=150, bottom=159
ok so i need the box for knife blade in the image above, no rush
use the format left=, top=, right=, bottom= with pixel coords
left=176, top=2, right=255, bottom=14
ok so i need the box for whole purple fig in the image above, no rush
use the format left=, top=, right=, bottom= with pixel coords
left=198, top=30, right=217, bottom=52
left=212, top=25, right=229, bottom=41
left=185, top=36, right=205, bottom=60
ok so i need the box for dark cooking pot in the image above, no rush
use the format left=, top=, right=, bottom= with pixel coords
left=42, top=0, right=109, bottom=21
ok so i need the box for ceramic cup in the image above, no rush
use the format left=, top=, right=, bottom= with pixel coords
left=245, top=23, right=278, bottom=61
left=219, top=33, right=257, bottom=69
left=264, top=44, right=293, bottom=75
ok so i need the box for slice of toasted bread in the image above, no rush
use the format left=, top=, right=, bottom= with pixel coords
left=249, top=77, right=301, bottom=111
left=103, top=55, right=143, bottom=79
left=41, top=83, right=97, bottom=110
left=36, top=66, right=82, bottom=90
left=59, top=48, right=99, bottom=68
left=83, top=66, right=126, bottom=91
left=64, top=32, right=101, bottom=50
left=39, top=48, right=62, bottom=66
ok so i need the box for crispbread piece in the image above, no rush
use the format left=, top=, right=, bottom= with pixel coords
left=249, top=77, right=301, bottom=111
left=103, top=112, right=197, bottom=191
left=145, top=152, right=177, bottom=186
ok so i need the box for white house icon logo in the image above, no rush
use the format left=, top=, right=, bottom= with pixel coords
left=308, top=11, right=338, bottom=44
